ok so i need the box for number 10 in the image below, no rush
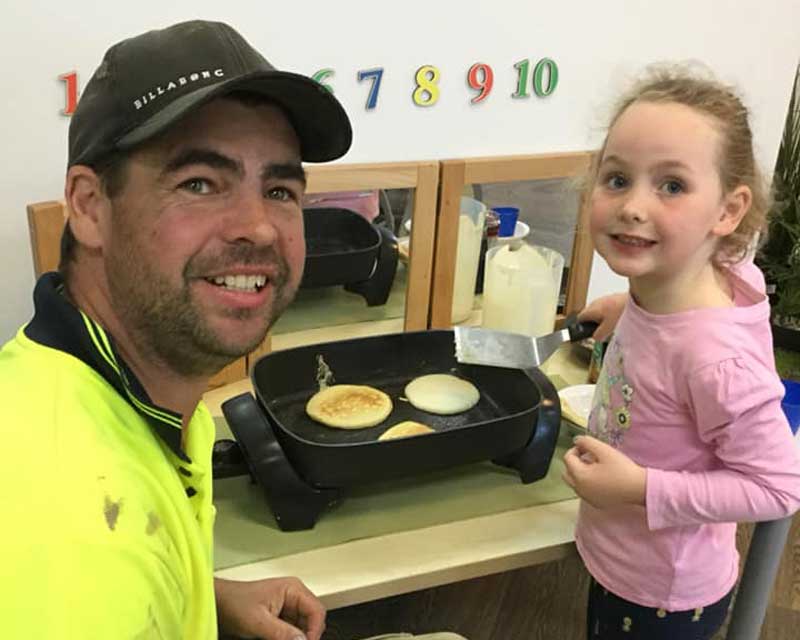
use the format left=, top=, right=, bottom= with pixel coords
left=512, top=58, right=559, bottom=99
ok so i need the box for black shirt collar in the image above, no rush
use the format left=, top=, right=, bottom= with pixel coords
left=25, top=272, right=190, bottom=462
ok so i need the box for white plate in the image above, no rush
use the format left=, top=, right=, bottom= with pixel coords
left=558, top=384, right=596, bottom=430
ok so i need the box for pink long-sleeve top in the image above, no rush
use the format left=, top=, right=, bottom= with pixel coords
left=576, top=262, right=800, bottom=610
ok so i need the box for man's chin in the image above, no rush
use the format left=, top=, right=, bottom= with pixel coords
left=198, top=288, right=295, bottom=363
left=213, top=330, right=269, bottom=359
left=193, top=314, right=267, bottom=359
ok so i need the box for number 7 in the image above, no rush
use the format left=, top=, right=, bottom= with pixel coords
left=357, top=68, right=384, bottom=110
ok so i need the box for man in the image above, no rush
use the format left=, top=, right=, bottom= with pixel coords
left=0, top=20, right=466, bottom=640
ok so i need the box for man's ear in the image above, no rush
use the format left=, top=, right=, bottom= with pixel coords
left=713, top=185, right=752, bottom=237
left=64, top=165, right=112, bottom=251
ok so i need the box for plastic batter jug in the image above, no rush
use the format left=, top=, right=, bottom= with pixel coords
left=451, top=196, right=487, bottom=323
left=482, top=242, right=565, bottom=337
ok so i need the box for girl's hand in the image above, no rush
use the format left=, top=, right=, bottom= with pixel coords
left=562, top=435, right=646, bottom=509
left=578, top=293, right=628, bottom=342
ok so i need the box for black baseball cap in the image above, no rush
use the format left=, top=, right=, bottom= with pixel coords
left=68, top=20, right=352, bottom=166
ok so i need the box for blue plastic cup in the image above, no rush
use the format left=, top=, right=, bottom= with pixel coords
left=492, top=207, right=519, bottom=237
left=781, top=379, right=800, bottom=435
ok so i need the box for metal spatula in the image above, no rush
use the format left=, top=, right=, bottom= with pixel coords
left=454, top=315, right=598, bottom=369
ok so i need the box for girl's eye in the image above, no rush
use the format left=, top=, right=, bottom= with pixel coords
left=604, top=173, right=627, bottom=190
left=660, top=179, right=684, bottom=195
left=179, top=178, right=213, bottom=195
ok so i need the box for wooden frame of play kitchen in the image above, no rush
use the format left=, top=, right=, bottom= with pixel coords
left=430, top=151, right=595, bottom=330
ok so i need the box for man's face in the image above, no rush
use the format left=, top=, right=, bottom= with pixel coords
left=103, top=97, right=306, bottom=376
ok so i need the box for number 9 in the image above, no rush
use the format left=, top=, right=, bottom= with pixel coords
left=467, top=63, right=494, bottom=104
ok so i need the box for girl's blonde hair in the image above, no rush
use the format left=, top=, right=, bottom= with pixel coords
left=591, top=64, right=770, bottom=267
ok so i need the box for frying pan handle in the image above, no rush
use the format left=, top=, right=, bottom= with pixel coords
left=493, top=367, right=561, bottom=484
left=221, top=392, right=339, bottom=531
left=344, top=225, right=398, bottom=307
left=564, top=314, right=599, bottom=342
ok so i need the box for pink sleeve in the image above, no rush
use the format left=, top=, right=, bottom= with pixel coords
left=646, top=358, right=800, bottom=530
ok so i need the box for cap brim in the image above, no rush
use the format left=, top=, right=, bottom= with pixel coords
left=117, top=70, right=352, bottom=162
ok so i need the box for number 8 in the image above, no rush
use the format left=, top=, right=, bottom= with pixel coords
left=413, top=65, right=440, bottom=107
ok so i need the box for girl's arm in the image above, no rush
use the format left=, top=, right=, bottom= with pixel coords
left=646, top=358, right=800, bottom=530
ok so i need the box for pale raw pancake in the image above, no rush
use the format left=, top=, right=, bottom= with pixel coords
left=306, top=384, right=392, bottom=429
left=378, top=420, right=435, bottom=441
left=404, top=374, right=480, bottom=415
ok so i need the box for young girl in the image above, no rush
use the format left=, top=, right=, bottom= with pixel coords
left=562, top=66, right=800, bottom=640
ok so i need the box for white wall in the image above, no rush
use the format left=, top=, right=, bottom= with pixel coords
left=2, top=0, right=798, bottom=339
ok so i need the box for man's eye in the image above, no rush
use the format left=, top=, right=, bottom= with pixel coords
left=266, top=186, right=294, bottom=202
left=180, top=178, right=212, bottom=194
left=660, top=179, right=684, bottom=195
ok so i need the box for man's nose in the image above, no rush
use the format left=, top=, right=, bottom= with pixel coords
left=222, top=190, right=279, bottom=245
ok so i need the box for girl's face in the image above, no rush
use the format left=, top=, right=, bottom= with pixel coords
left=590, top=101, right=735, bottom=291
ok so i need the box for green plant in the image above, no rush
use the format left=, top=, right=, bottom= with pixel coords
left=775, top=347, right=800, bottom=381
left=758, top=63, right=800, bottom=326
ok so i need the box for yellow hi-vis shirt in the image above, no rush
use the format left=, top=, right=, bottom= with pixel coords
left=0, top=273, right=218, bottom=639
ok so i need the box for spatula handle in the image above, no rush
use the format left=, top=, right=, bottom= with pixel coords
left=565, top=314, right=599, bottom=342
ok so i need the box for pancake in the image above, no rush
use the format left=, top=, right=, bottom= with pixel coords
left=404, top=374, right=480, bottom=415
left=306, top=384, right=392, bottom=429
left=378, top=420, right=435, bottom=441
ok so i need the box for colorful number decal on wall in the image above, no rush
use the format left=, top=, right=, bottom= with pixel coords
left=58, top=59, right=558, bottom=115
left=467, top=63, right=494, bottom=104
left=60, top=71, right=79, bottom=115
left=357, top=68, right=384, bottom=110
left=512, top=59, right=531, bottom=99
left=412, top=65, right=440, bottom=107
left=512, top=58, right=559, bottom=99
left=312, top=69, right=335, bottom=94
left=533, top=58, right=558, bottom=96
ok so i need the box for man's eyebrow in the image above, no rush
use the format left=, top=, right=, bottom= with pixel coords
left=263, top=163, right=307, bottom=187
left=160, top=148, right=242, bottom=178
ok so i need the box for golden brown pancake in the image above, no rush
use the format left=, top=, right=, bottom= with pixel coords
left=378, top=421, right=435, bottom=441
left=404, top=373, right=480, bottom=415
left=306, top=384, right=392, bottom=429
